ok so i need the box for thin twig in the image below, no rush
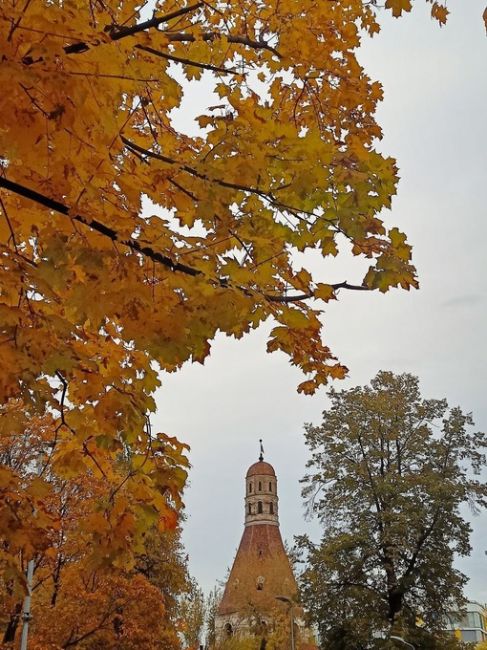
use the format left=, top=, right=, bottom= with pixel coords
left=7, top=0, right=33, bottom=41
left=136, top=44, right=237, bottom=75
left=0, top=197, right=19, bottom=252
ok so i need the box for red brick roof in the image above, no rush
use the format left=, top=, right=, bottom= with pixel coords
left=246, top=461, right=276, bottom=478
left=217, top=523, right=297, bottom=616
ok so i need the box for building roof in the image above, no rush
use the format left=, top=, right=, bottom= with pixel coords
left=246, top=460, right=276, bottom=478
left=217, top=522, right=297, bottom=616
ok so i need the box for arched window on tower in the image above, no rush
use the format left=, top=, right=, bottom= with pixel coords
left=258, top=481, right=262, bottom=491
left=249, top=482, right=252, bottom=493
left=269, top=482, right=272, bottom=492
left=269, top=502, right=274, bottom=515
left=258, top=501, right=263, bottom=514
left=248, top=503, right=252, bottom=515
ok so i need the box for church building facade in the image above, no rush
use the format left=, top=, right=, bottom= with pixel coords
left=215, top=451, right=314, bottom=647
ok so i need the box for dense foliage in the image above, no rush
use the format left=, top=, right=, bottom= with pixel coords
left=0, top=0, right=433, bottom=575
left=0, top=410, right=195, bottom=647
left=299, top=372, right=487, bottom=648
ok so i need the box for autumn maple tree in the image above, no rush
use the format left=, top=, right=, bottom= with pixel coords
left=0, top=0, right=454, bottom=577
left=0, top=417, right=193, bottom=647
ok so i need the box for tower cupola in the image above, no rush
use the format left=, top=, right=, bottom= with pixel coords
left=245, top=458, right=278, bottom=526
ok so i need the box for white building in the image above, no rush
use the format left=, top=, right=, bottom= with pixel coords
left=446, top=601, right=487, bottom=644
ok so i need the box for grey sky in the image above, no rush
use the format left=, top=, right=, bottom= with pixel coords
left=152, top=1, right=487, bottom=603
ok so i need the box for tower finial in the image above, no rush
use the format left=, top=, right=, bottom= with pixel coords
left=259, top=439, right=264, bottom=462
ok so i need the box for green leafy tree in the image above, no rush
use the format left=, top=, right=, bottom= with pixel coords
left=298, top=371, right=487, bottom=648
left=179, top=577, right=206, bottom=648
left=205, top=586, right=222, bottom=649
left=135, top=524, right=191, bottom=626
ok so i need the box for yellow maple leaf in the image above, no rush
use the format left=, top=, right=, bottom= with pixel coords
left=315, top=283, right=336, bottom=302
left=385, top=0, right=413, bottom=18
left=431, top=2, right=449, bottom=25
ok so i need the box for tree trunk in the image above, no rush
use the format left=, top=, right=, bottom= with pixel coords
left=387, top=588, right=404, bottom=624
left=3, top=602, right=22, bottom=643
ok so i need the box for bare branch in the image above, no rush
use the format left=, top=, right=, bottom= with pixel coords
left=7, top=0, right=33, bottom=41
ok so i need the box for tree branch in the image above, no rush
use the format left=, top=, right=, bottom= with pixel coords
left=56, top=6, right=282, bottom=63
left=62, top=609, right=113, bottom=648
left=163, top=31, right=281, bottom=58
left=0, top=196, right=19, bottom=252
left=264, top=282, right=369, bottom=303
left=108, top=3, right=204, bottom=41
left=135, top=44, right=237, bottom=75
left=62, top=3, right=204, bottom=55
left=400, top=438, right=455, bottom=584
left=121, top=138, right=340, bottom=233
left=0, top=175, right=201, bottom=278
left=121, top=135, right=272, bottom=196
left=401, top=507, right=442, bottom=583
left=0, top=174, right=369, bottom=303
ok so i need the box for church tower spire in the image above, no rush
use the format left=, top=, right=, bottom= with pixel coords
left=216, top=452, right=299, bottom=640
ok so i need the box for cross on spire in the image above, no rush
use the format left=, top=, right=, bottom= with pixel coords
left=259, top=439, right=264, bottom=462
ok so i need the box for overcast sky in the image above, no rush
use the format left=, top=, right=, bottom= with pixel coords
left=151, top=0, right=487, bottom=604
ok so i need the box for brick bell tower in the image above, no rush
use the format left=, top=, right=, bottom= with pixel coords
left=215, top=443, right=301, bottom=642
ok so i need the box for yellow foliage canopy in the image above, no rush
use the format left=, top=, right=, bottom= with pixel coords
left=0, top=0, right=448, bottom=569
